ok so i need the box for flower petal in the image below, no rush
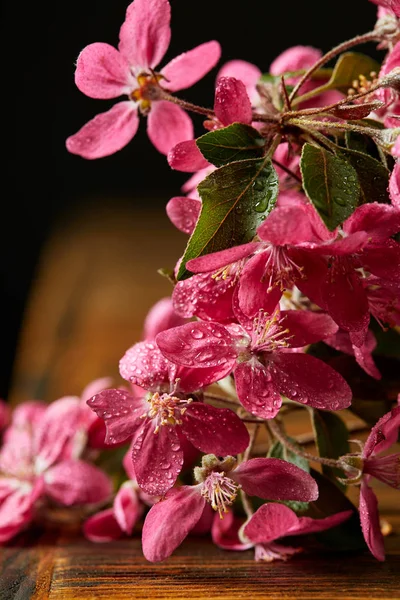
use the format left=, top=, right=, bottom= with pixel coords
left=119, top=341, right=170, bottom=389
left=238, top=251, right=283, bottom=317
left=143, top=297, right=187, bottom=340
left=216, top=60, right=261, bottom=102
left=162, top=41, right=221, bottom=92
left=66, top=102, right=139, bottom=159
left=156, top=322, right=237, bottom=369
left=45, top=460, right=112, bottom=506
left=142, top=486, right=205, bottom=562
left=172, top=272, right=237, bottom=323
left=167, top=140, right=210, bottom=172
left=147, top=101, right=193, bottom=155
left=280, top=310, right=338, bottom=348
left=234, top=360, right=281, bottom=419
left=232, top=457, right=319, bottom=501
left=186, top=243, right=258, bottom=273
left=181, top=403, right=250, bottom=455
left=166, top=196, right=201, bottom=235
left=270, top=46, right=322, bottom=76
left=270, top=352, right=352, bottom=411
left=176, top=364, right=233, bottom=393
left=211, top=510, right=252, bottom=550
left=87, top=388, right=146, bottom=444
left=83, top=509, right=123, bottom=542
left=257, top=204, right=330, bottom=246
left=118, top=0, right=171, bottom=68
left=344, top=203, right=400, bottom=242
left=359, top=481, right=385, bottom=561
left=363, top=405, right=400, bottom=458
left=214, top=77, right=252, bottom=126
left=114, top=482, right=142, bottom=534
left=74, top=43, right=134, bottom=99
left=243, top=503, right=300, bottom=544
left=389, top=163, right=400, bottom=207
left=132, top=421, right=183, bottom=496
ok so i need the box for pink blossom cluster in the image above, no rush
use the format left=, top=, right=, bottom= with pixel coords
left=2, top=0, right=399, bottom=568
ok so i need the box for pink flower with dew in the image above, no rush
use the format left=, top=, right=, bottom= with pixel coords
left=370, top=0, right=400, bottom=18
left=323, top=329, right=381, bottom=380
left=168, top=75, right=253, bottom=172
left=142, top=454, right=319, bottom=562
left=216, top=60, right=262, bottom=105
left=166, top=196, right=202, bottom=235
left=156, top=306, right=352, bottom=419
left=393, top=137, right=400, bottom=157
left=0, top=397, right=112, bottom=542
left=340, top=405, right=400, bottom=561
left=212, top=504, right=352, bottom=562
left=87, top=341, right=249, bottom=496
left=142, top=296, right=187, bottom=340
left=186, top=203, right=334, bottom=319
left=66, top=0, right=221, bottom=158
left=363, top=277, right=400, bottom=332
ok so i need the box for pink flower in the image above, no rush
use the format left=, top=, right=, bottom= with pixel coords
left=216, top=60, right=262, bottom=104
left=66, top=0, right=221, bottom=158
left=142, top=454, right=319, bottom=562
left=166, top=196, right=202, bottom=235
left=389, top=162, right=400, bottom=207
left=142, top=296, right=187, bottom=340
left=323, top=329, right=381, bottom=380
left=340, top=405, right=400, bottom=561
left=168, top=75, right=253, bottom=172
left=376, top=42, right=400, bottom=127
left=370, top=0, right=400, bottom=18
left=156, top=307, right=352, bottom=419
left=0, top=397, right=112, bottom=542
left=87, top=341, right=249, bottom=496
left=0, top=401, right=10, bottom=433
left=212, top=504, right=352, bottom=562
left=186, top=203, right=333, bottom=318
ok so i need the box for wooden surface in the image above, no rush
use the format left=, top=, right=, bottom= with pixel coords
left=3, top=200, right=400, bottom=599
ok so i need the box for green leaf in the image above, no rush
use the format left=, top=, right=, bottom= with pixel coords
left=259, top=68, right=332, bottom=85
left=177, top=157, right=279, bottom=280
left=300, top=144, right=360, bottom=230
left=196, top=123, right=266, bottom=167
left=305, top=470, right=366, bottom=551
left=268, top=439, right=310, bottom=473
left=310, top=409, right=350, bottom=485
left=336, top=146, right=390, bottom=205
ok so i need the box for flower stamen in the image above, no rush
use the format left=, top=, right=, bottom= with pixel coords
left=201, top=471, right=241, bottom=518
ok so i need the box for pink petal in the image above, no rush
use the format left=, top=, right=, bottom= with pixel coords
left=359, top=481, right=385, bottom=561
left=114, top=482, right=142, bottom=534
left=211, top=510, right=252, bottom=550
left=83, top=509, right=123, bottom=542
left=66, top=102, right=139, bottom=159
left=143, top=297, right=187, bottom=340
left=166, top=196, right=201, bottom=235
left=167, top=140, right=210, bottom=172
left=243, top=503, right=300, bottom=544
left=0, top=400, right=10, bottom=431
left=214, top=77, right=252, bottom=126
left=270, top=352, right=352, bottom=411
left=0, top=428, right=34, bottom=477
left=161, top=41, right=221, bottom=92
left=363, top=405, right=400, bottom=458
left=118, top=0, right=171, bottom=68
left=9, top=401, right=46, bottom=429
left=45, top=460, right=112, bottom=506
left=234, top=360, right=281, bottom=419
left=131, top=421, right=183, bottom=496
left=119, top=341, right=169, bottom=389
left=232, top=458, right=319, bottom=501
left=147, top=101, right=193, bottom=155
left=181, top=403, right=249, bottom=455
left=216, top=60, right=261, bottom=102
left=362, top=242, right=400, bottom=281
left=142, top=486, right=205, bottom=562
left=393, top=137, right=400, bottom=158
left=156, top=322, right=237, bottom=369
left=0, top=487, right=36, bottom=542
left=191, top=503, right=214, bottom=535
left=186, top=242, right=258, bottom=273
left=87, top=388, right=146, bottom=444
left=294, top=510, right=353, bottom=536
left=34, top=397, right=81, bottom=469
left=389, top=163, right=400, bottom=207
left=280, top=310, right=338, bottom=348
left=344, top=203, right=400, bottom=242
left=238, top=251, right=283, bottom=317
left=324, top=330, right=381, bottom=380
left=74, top=43, right=134, bottom=99
left=176, top=364, right=233, bottom=393
left=270, top=46, right=322, bottom=75
left=81, top=377, right=114, bottom=405
left=257, top=204, right=331, bottom=246
left=172, top=272, right=237, bottom=323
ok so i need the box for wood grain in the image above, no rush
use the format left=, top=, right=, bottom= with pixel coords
left=3, top=199, right=399, bottom=599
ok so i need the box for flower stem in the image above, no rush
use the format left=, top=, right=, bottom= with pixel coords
left=160, top=90, right=215, bottom=118
left=268, top=419, right=344, bottom=469
left=240, top=424, right=260, bottom=518
left=288, top=30, right=380, bottom=102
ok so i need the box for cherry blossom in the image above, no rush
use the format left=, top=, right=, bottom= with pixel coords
left=66, top=0, right=221, bottom=158
left=87, top=342, right=249, bottom=495
left=156, top=307, right=352, bottom=419
left=142, top=454, right=319, bottom=562
left=371, top=0, right=400, bottom=19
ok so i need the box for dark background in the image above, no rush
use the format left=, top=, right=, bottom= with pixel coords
left=1, top=0, right=380, bottom=398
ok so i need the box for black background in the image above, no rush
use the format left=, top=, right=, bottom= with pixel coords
left=1, top=0, right=380, bottom=397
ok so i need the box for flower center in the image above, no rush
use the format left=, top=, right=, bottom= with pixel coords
left=143, top=392, right=192, bottom=433
left=252, top=309, right=292, bottom=352
left=201, top=471, right=241, bottom=518
left=211, top=259, right=245, bottom=285
left=261, top=246, right=303, bottom=292
left=130, top=71, right=164, bottom=114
